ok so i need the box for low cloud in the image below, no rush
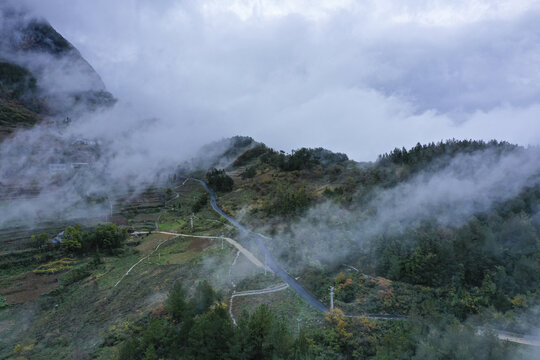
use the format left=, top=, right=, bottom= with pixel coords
left=13, top=0, right=540, bottom=160
left=268, top=145, right=540, bottom=269
left=2, top=1, right=540, bottom=227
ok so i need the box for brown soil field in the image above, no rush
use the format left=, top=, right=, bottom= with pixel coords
left=0, top=271, right=62, bottom=304
left=187, top=237, right=213, bottom=252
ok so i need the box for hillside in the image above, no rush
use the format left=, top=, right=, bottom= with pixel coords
left=0, top=7, right=538, bottom=360
left=0, top=6, right=115, bottom=140
left=1, top=138, right=539, bottom=359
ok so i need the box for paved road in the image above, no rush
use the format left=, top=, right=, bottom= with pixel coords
left=131, top=177, right=539, bottom=344
left=188, top=177, right=330, bottom=313
left=182, top=176, right=540, bottom=345
left=190, top=177, right=412, bottom=318
left=478, top=328, right=540, bottom=347
left=231, top=283, right=289, bottom=297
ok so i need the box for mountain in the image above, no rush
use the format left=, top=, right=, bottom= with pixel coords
left=0, top=5, right=115, bottom=140
left=1, top=137, right=539, bottom=359
left=0, top=7, right=539, bottom=360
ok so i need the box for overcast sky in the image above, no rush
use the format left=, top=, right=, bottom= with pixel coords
left=17, top=0, right=540, bottom=161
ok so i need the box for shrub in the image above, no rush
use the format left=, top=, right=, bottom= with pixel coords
left=60, top=263, right=91, bottom=286
left=241, top=166, right=257, bottom=179
left=206, top=168, right=234, bottom=192
left=233, top=144, right=269, bottom=167
left=191, top=193, right=209, bottom=213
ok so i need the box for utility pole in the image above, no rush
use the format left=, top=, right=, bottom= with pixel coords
left=190, top=213, right=194, bottom=231
left=297, top=318, right=301, bottom=334
left=106, top=195, right=113, bottom=223
left=264, top=253, right=267, bottom=276
left=329, top=286, right=335, bottom=310
left=221, top=233, right=224, bottom=250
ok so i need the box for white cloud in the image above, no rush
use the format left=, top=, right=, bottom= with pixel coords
left=11, top=0, right=540, bottom=161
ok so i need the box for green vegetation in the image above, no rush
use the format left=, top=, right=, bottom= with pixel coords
left=0, top=247, right=62, bottom=277
left=22, top=20, right=74, bottom=54
left=61, top=224, right=128, bottom=254
left=118, top=283, right=303, bottom=360
left=264, top=185, right=311, bottom=216
left=378, top=139, right=517, bottom=174
left=206, top=168, right=234, bottom=192
left=30, top=232, right=49, bottom=249
left=0, top=61, right=43, bottom=130
left=33, top=258, right=76, bottom=274
left=191, top=192, right=209, bottom=213
left=370, top=211, right=540, bottom=321
left=0, top=98, right=39, bottom=127
left=237, top=146, right=349, bottom=172
left=0, top=295, right=7, bottom=309
left=2, top=138, right=539, bottom=359
left=241, top=165, right=257, bottom=179
left=117, top=282, right=521, bottom=360
left=0, top=62, right=37, bottom=101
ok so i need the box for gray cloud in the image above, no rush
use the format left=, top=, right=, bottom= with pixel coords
left=266, top=145, right=540, bottom=270
left=2, top=0, right=540, bottom=227
left=9, top=0, right=540, bottom=161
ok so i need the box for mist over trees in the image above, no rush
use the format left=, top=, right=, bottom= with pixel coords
left=254, top=140, right=540, bottom=328
left=2, top=2, right=540, bottom=359
left=118, top=282, right=528, bottom=360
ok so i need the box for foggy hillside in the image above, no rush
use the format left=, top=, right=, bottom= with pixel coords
left=0, top=2, right=539, bottom=360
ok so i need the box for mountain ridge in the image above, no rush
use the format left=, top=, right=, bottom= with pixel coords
left=0, top=5, right=115, bottom=140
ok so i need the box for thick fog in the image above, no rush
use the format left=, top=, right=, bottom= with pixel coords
left=2, top=1, right=540, bottom=230
left=9, top=0, right=540, bottom=161
left=266, top=145, right=540, bottom=270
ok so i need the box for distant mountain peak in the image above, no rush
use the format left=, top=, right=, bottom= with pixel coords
left=0, top=4, right=115, bottom=139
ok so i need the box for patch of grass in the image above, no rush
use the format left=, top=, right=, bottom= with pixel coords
left=235, top=272, right=282, bottom=292
left=95, top=250, right=142, bottom=289
left=232, top=288, right=324, bottom=333
left=0, top=98, right=39, bottom=127
left=0, top=249, right=63, bottom=282
left=157, top=218, right=185, bottom=232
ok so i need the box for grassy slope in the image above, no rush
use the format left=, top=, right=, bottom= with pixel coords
left=0, top=62, right=41, bottom=137
left=0, top=232, right=240, bottom=359
left=2, top=141, right=538, bottom=358
left=0, top=181, right=277, bottom=359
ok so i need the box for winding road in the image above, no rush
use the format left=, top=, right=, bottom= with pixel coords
left=189, top=177, right=330, bottom=313
left=126, top=176, right=538, bottom=345
left=188, top=177, right=411, bottom=319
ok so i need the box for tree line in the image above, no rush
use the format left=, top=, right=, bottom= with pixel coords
left=61, top=224, right=128, bottom=254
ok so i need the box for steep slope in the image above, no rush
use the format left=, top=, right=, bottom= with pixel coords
left=0, top=5, right=115, bottom=140
left=1, top=138, right=539, bottom=359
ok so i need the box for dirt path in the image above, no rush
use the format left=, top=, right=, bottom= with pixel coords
left=114, top=234, right=178, bottom=287
left=149, top=231, right=267, bottom=270
left=118, top=231, right=267, bottom=288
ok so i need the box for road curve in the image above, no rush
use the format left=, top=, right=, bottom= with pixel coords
left=190, top=177, right=412, bottom=318
left=188, top=177, right=330, bottom=313
left=132, top=231, right=266, bottom=269
left=129, top=177, right=537, bottom=345
left=170, top=177, right=539, bottom=344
